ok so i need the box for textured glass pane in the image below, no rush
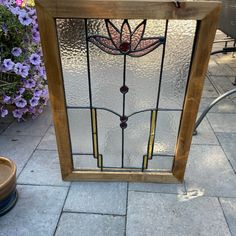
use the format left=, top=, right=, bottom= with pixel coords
left=154, top=111, right=182, bottom=155
left=124, top=112, right=150, bottom=169
left=56, top=19, right=89, bottom=106
left=97, top=110, right=121, bottom=168
left=146, top=155, right=174, bottom=172
left=67, top=109, right=93, bottom=153
left=159, top=20, right=196, bottom=109
left=126, top=21, right=165, bottom=115
left=56, top=19, right=197, bottom=172
left=73, top=155, right=99, bottom=170
left=88, top=19, right=123, bottom=114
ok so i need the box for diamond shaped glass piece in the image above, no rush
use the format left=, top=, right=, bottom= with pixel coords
left=120, top=85, right=129, bottom=94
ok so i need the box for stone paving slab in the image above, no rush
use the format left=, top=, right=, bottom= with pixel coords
left=126, top=191, right=230, bottom=236
left=2, top=106, right=52, bottom=136
left=64, top=182, right=127, bottom=215
left=215, top=53, right=236, bottom=68
left=37, top=125, right=57, bottom=150
left=208, top=61, right=235, bottom=77
left=129, top=182, right=185, bottom=194
left=210, top=76, right=236, bottom=95
left=17, top=150, right=69, bottom=186
left=202, top=78, right=219, bottom=98
left=219, top=198, right=236, bottom=236
left=0, top=116, right=14, bottom=134
left=185, top=145, right=236, bottom=197
left=216, top=132, right=236, bottom=173
left=0, top=135, right=41, bottom=176
left=0, top=185, right=68, bottom=236
left=192, top=117, right=219, bottom=145
left=207, top=113, right=236, bottom=133
left=55, top=213, right=125, bottom=236
left=0, top=123, right=11, bottom=134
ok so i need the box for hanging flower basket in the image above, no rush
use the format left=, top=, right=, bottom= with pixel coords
left=0, top=1, right=48, bottom=121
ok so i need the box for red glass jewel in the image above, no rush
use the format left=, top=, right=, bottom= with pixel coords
left=119, top=42, right=130, bottom=53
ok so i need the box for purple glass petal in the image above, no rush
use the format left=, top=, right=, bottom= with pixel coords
left=88, top=37, right=122, bottom=55
left=129, top=43, right=162, bottom=57
left=121, top=20, right=131, bottom=44
left=105, top=20, right=121, bottom=49
left=131, top=20, right=146, bottom=50
left=135, top=38, right=163, bottom=51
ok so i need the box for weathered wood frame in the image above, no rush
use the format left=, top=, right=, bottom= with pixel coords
left=35, top=0, right=221, bottom=183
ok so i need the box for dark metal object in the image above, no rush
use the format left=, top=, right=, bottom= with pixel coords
left=194, top=88, right=236, bottom=135
left=211, top=47, right=236, bottom=55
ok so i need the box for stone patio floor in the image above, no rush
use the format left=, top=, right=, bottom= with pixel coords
left=0, top=31, right=236, bottom=236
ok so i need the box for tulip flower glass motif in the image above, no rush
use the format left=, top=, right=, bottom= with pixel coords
left=87, top=19, right=166, bottom=169
left=88, top=19, right=165, bottom=131
left=88, top=19, right=165, bottom=57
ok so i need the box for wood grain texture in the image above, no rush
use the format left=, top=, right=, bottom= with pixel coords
left=36, top=0, right=221, bottom=20
left=66, top=171, right=179, bottom=183
left=172, top=6, right=221, bottom=182
left=35, top=4, right=73, bottom=179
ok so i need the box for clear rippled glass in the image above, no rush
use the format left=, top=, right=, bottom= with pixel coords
left=56, top=19, right=196, bottom=170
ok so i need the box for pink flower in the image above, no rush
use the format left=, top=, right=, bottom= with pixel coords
left=88, top=19, right=165, bottom=57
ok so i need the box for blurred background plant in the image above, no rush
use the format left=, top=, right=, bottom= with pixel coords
left=0, top=0, right=48, bottom=120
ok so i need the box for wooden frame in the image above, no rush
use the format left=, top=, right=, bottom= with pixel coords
left=35, top=0, right=221, bottom=183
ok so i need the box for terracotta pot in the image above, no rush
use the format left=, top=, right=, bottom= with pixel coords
left=0, top=157, right=17, bottom=217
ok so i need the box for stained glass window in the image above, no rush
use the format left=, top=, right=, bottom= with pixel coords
left=56, top=18, right=196, bottom=171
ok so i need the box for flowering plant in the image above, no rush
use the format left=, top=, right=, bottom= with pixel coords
left=0, top=0, right=48, bottom=120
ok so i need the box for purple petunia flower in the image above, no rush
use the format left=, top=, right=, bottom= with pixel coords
left=33, top=25, right=39, bottom=32
left=12, top=109, right=23, bottom=119
left=3, top=95, right=11, bottom=103
left=19, top=65, right=29, bottom=78
left=28, top=9, right=36, bottom=16
left=29, top=53, right=41, bottom=65
left=3, top=59, right=14, bottom=71
left=32, top=30, right=40, bottom=43
left=24, top=79, right=36, bottom=88
left=15, top=98, right=27, bottom=108
left=41, top=89, right=48, bottom=97
left=14, top=62, right=23, bottom=75
left=34, top=89, right=42, bottom=97
left=14, top=93, right=22, bottom=100
left=9, top=6, right=20, bottom=15
left=29, top=96, right=39, bottom=107
left=38, top=66, right=46, bottom=78
left=18, top=9, right=27, bottom=17
left=28, top=106, right=36, bottom=113
left=18, top=13, right=32, bottom=26
left=0, top=107, right=8, bottom=118
left=11, top=47, right=22, bottom=57
left=18, top=87, right=25, bottom=94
